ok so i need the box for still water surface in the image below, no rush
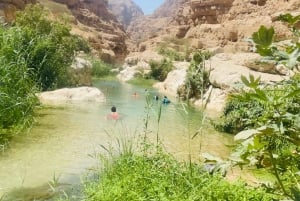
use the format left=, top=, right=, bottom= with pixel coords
left=0, top=80, right=233, bottom=198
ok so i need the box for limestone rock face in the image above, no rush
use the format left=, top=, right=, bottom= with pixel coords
left=0, top=0, right=128, bottom=63
left=171, top=0, right=300, bottom=51
left=127, top=0, right=182, bottom=43
left=207, top=53, right=287, bottom=91
left=38, top=87, right=105, bottom=105
left=52, top=0, right=128, bottom=63
left=70, top=57, right=92, bottom=86
left=108, top=0, right=143, bottom=28
left=129, top=0, right=299, bottom=53
left=153, top=61, right=189, bottom=97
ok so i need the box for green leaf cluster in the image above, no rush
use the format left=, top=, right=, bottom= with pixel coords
left=251, top=14, right=300, bottom=70
left=223, top=75, right=300, bottom=199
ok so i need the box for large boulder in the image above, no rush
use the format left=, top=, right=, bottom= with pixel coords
left=38, top=87, right=105, bottom=105
left=70, top=57, right=92, bottom=86
left=117, top=50, right=163, bottom=82
left=207, top=53, right=288, bottom=91
left=153, top=61, right=189, bottom=97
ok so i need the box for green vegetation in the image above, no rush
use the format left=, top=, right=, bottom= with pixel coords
left=157, top=37, right=193, bottom=61
left=158, top=47, right=186, bottom=61
left=216, top=73, right=300, bottom=134
left=127, top=77, right=157, bottom=88
left=251, top=14, right=300, bottom=71
left=83, top=150, right=276, bottom=201
left=91, top=59, right=113, bottom=78
left=15, top=4, right=89, bottom=90
left=178, top=51, right=211, bottom=100
left=0, top=4, right=89, bottom=146
left=148, top=58, right=173, bottom=81
left=226, top=76, right=300, bottom=200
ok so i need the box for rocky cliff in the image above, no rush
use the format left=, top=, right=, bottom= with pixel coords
left=167, top=0, right=300, bottom=52
left=108, top=0, right=143, bottom=29
left=128, top=0, right=299, bottom=53
left=127, top=0, right=183, bottom=43
left=0, top=0, right=128, bottom=63
left=51, top=0, right=128, bottom=63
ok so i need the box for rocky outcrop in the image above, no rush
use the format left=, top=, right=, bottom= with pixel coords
left=127, top=0, right=183, bottom=43
left=207, top=53, right=287, bottom=91
left=152, top=53, right=289, bottom=113
left=0, top=0, right=128, bottom=63
left=0, top=0, right=36, bottom=22
left=130, top=0, right=299, bottom=53
left=172, top=0, right=300, bottom=51
left=117, top=50, right=163, bottom=81
left=153, top=61, right=189, bottom=97
left=70, top=57, right=92, bottom=86
left=52, top=0, right=128, bottom=63
left=38, top=87, right=105, bottom=105
left=108, top=0, right=143, bottom=28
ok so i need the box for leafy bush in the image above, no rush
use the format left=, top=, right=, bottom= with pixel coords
left=219, top=75, right=300, bottom=199
left=0, top=29, right=38, bottom=145
left=216, top=75, right=300, bottom=134
left=178, top=51, right=211, bottom=100
left=158, top=47, right=185, bottom=61
left=251, top=14, right=300, bottom=71
left=149, top=58, right=173, bottom=81
left=84, top=151, right=277, bottom=201
left=91, top=59, right=112, bottom=77
left=15, top=4, right=88, bottom=90
left=0, top=4, right=90, bottom=145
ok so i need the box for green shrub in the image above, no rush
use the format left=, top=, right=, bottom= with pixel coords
left=91, top=59, right=112, bottom=77
left=216, top=75, right=300, bottom=134
left=15, top=4, right=89, bottom=90
left=149, top=58, right=173, bottom=81
left=0, top=52, right=38, bottom=145
left=178, top=51, right=211, bottom=100
left=158, top=47, right=185, bottom=61
left=0, top=4, right=89, bottom=145
left=225, top=75, right=300, bottom=199
left=84, top=152, right=277, bottom=201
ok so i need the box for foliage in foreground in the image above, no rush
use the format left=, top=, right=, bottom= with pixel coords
left=216, top=74, right=300, bottom=134
left=251, top=14, right=300, bottom=71
left=83, top=151, right=276, bottom=201
left=218, top=75, right=300, bottom=199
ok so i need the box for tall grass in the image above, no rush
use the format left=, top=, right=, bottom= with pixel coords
left=83, top=145, right=277, bottom=201
left=79, top=89, right=280, bottom=201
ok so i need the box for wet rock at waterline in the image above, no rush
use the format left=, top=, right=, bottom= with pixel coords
left=37, top=87, right=105, bottom=105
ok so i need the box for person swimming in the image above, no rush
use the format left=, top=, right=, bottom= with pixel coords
left=107, top=106, right=120, bottom=120
left=162, top=96, right=170, bottom=104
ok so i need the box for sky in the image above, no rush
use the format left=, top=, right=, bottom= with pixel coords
left=132, top=0, right=164, bottom=15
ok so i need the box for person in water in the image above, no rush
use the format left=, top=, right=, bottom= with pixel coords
left=162, top=96, right=170, bottom=104
left=132, top=92, right=139, bottom=97
left=154, top=95, right=159, bottom=101
left=108, top=106, right=120, bottom=120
